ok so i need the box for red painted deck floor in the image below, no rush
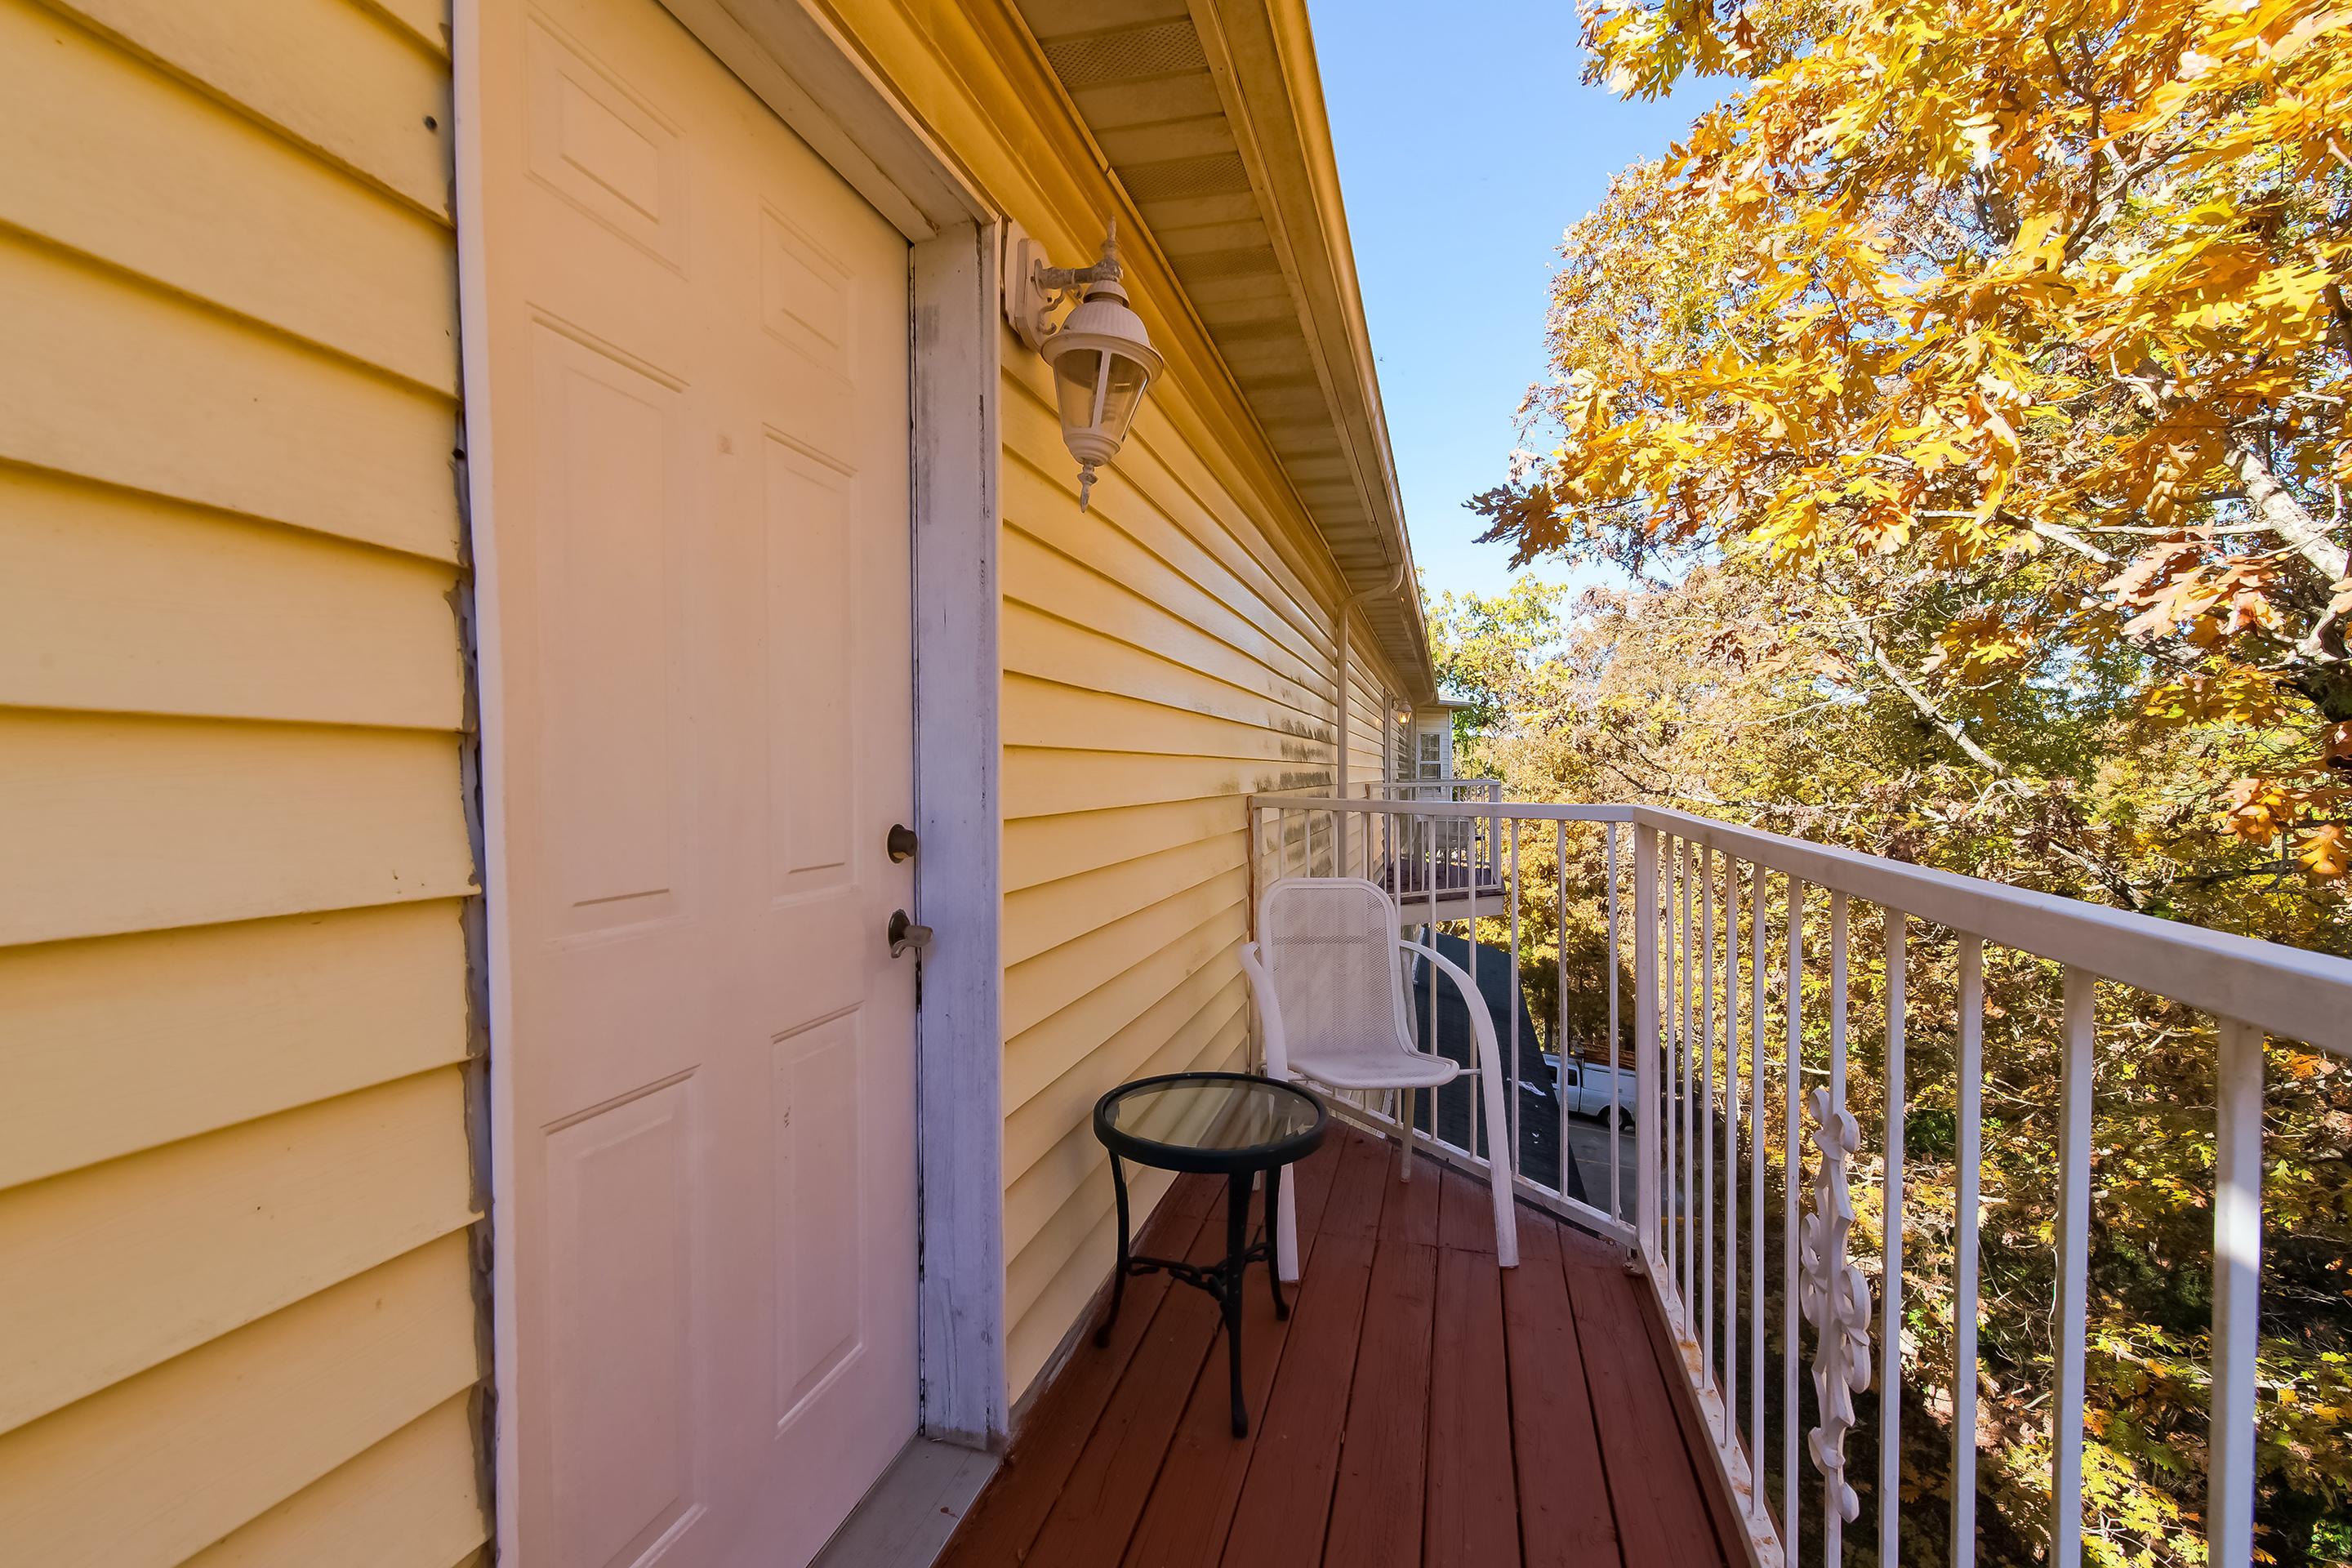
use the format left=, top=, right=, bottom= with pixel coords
left=939, top=1125, right=1746, bottom=1568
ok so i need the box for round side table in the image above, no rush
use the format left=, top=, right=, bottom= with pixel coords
left=1091, top=1071, right=1328, bottom=1437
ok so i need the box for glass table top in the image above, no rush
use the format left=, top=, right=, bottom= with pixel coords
left=1100, top=1073, right=1322, bottom=1156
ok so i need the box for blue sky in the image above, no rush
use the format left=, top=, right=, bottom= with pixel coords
left=1308, top=0, right=1710, bottom=602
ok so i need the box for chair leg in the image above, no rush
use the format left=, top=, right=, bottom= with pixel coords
left=1396, top=1088, right=1414, bottom=1182
left=1475, top=1045, right=1520, bottom=1267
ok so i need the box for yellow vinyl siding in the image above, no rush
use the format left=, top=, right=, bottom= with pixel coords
left=1000, top=348, right=1348, bottom=1395
left=0, top=1235, right=480, bottom=1567
left=0, top=902, right=468, bottom=1190
left=0, top=2, right=481, bottom=1563
left=181, top=1393, right=485, bottom=1568
left=1348, top=634, right=1403, bottom=787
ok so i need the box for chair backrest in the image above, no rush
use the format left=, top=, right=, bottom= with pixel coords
left=1255, top=877, right=1413, bottom=1071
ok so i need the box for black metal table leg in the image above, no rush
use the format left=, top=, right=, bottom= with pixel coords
left=1224, top=1170, right=1250, bottom=1437
left=1089, top=1070, right=1329, bottom=1441
left=1093, top=1153, right=1130, bottom=1348
left=1264, top=1160, right=1289, bottom=1321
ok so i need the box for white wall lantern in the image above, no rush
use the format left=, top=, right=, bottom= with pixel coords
left=1004, top=220, right=1164, bottom=511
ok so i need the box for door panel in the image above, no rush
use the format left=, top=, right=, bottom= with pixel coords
left=476, top=2, right=917, bottom=1562
left=546, top=1079, right=698, bottom=1567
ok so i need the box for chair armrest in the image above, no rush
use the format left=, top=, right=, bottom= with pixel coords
left=1397, top=939, right=1501, bottom=1062
left=1238, top=941, right=1292, bottom=1080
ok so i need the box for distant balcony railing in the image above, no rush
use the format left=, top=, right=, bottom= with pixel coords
left=1247, top=790, right=2352, bottom=1568
left=1364, top=776, right=1507, bottom=907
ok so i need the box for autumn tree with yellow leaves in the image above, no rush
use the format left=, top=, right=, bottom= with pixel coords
left=1475, top=0, right=2352, bottom=878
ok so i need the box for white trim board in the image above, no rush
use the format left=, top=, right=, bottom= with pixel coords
left=907, top=220, right=1008, bottom=1449
left=446, top=9, right=516, bottom=1555
left=660, top=0, right=987, bottom=240
left=453, top=5, right=1009, bottom=1559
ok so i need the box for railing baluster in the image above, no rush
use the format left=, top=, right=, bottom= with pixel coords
left=1750, top=862, right=1767, bottom=1520
left=1636, top=823, right=1661, bottom=1263
left=2210, top=1018, right=2262, bottom=1568
left=1953, top=934, right=1983, bottom=1568
left=1784, top=875, right=1805, bottom=1568
left=1703, top=844, right=1717, bottom=1380
left=2052, top=967, right=2094, bottom=1568
left=1879, top=913, right=1906, bottom=1568
left=1557, top=819, right=1570, bottom=1207
left=1607, top=823, right=1623, bottom=1225
left=1725, top=855, right=1741, bottom=1445
left=1824, top=893, right=1850, bottom=1568
left=1424, top=809, right=1438, bottom=1163
left=1250, top=803, right=1263, bottom=914
left=1468, top=810, right=1486, bottom=1167
left=1508, top=817, right=1522, bottom=1182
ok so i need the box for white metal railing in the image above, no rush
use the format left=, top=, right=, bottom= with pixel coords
left=1368, top=777, right=1503, bottom=898
left=1246, top=791, right=2352, bottom=1568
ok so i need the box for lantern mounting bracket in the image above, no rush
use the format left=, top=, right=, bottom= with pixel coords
left=1004, top=219, right=1125, bottom=353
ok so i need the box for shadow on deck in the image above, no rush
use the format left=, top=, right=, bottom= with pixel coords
left=938, top=1124, right=1746, bottom=1568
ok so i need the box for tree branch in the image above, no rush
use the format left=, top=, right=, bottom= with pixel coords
left=2223, top=431, right=2351, bottom=586
left=2028, top=518, right=2117, bottom=566
left=1853, top=622, right=2016, bottom=777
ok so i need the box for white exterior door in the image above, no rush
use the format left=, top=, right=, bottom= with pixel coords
left=470, top=1, right=917, bottom=1561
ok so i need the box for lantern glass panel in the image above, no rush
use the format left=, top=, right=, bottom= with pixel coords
left=1053, top=347, right=1108, bottom=434
left=1095, top=351, right=1151, bottom=440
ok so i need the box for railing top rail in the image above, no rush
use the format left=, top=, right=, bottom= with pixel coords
left=1252, top=794, right=1633, bottom=821
left=1249, top=793, right=2352, bottom=1051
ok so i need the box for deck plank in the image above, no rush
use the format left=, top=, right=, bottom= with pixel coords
left=1315, top=1122, right=1393, bottom=1240
left=1020, top=1200, right=1237, bottom=1567
left=1214, top=1227, right=1374, bottom=1568
left=935, top=1177, right=1216, bottom=1564
left=1437, top=1161, right=1497, bottom=1254
left=1120, top=1136, right=1351, bottom=1568
left=1320, top=1233, right=1437, bottom=1568
left=1379, top=1148, right=1441, bottom=1248
left=1503, top=1218, right=1621, bottom=1567
left=1558, top=1230, right=1731, bottom=1568
left=1426, top=1240, right=1520, bottom=1566
left=939, top=1126, right=1739, bottom=1568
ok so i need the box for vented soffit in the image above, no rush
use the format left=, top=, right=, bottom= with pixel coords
left=1013, top=0, right=1433, bottom=703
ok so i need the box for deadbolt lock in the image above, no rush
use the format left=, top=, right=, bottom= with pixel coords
left=887, top=823, right=919, bottom=862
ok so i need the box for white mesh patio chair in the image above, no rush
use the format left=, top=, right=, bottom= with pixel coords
left=1239, top=876, right=1518, bottom=1277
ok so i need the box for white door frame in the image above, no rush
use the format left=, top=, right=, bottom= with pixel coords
left=450, top=4, right=1007, bottom=1557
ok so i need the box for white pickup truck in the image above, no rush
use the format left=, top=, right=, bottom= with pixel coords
left=1540, top=1052, right=1638, bottom=1126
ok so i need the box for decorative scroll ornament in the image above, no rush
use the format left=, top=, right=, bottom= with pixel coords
left=1797, top=1085, right=1873, bottom=1524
